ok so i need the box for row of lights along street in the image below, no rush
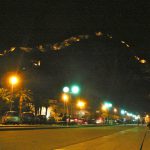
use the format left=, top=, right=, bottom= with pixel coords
left=2, top=74, right=147, bottom=125
left=61, top=85, right=142, bottom=123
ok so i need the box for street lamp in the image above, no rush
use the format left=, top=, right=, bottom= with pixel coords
left=63, top=86, right=70, bottom=93
left=77, top=100, right=85, bottom=109
left=101, top=102, right=113, bottom=112
left=62, top=93, right=69, bottom=115
left=104, top=102, right=112, bottom=108
left=62, top=84, right=80, bottom=117
left=9, top=75, right=19, bottom=111
left=102, top=102, right=113, bottom=125
left=62, top=93, right=69, bottom=102
left=77, top=100, right=86, bottom=119
left=62, top=85, right=80, bottom=94
left=121, top=109, right=126, bottom=115
left=114, top=108, right=117, bottom=113
left=101, top=105, right=107, bottom=111
left=9, top=76, right=18, bottom=85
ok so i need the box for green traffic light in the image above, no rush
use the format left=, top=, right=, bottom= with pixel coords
left=104, top=102, right=112, bottom=108
left=71, top=85, right=80, bottom=94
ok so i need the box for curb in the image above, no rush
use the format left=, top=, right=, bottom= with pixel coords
left=0, top=126, right=71, bottom=131
left=0, top=124, right=137, bottom=131
left=0, top=124, right=104, bottom=131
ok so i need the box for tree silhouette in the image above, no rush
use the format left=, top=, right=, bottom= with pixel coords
left=15, top=89, right=32, bottom=115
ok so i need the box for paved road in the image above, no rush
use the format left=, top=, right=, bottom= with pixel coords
left=63, top=126, right=147, bottom=150
left=0, top=126, right=147, bottom=150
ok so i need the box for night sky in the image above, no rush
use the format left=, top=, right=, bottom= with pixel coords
left=0, top=1, right=150, bottom=113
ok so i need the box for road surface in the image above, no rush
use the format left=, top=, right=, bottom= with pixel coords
left=0, top=125, right=148, bottom=150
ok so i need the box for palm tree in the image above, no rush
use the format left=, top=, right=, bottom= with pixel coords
left=0, top=88, right=11, bottom=102
left=15, top=89, right=32, bottom=115
left=0, top=88, right=11, bottom=113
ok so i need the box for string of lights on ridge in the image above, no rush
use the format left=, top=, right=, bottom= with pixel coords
left=0, top=31, right=148, bottom=66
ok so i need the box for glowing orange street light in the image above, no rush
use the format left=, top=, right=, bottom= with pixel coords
left=9, top=75, right=19, bottom=111
left=114, top=108, right=117, bottom=113
left=101, top=105, right=107, bottom=111
left=62, top=93, right=69, bottom=115
left=9, top=76, right=19, bottom=85
left=62, top=93, right=69, bottom=102
left=77, top=100, right=85, bottom=109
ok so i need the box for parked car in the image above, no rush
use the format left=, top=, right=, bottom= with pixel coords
left=77, top=118, right=88, bottom=125
left=2, top=111, right=21, bottom=124
left=87, top=118, right=97, bottom=124
left=21, top=112, right=35, bottom=124
left=47, top=116, right=56, bottom=124
left=35, top=115, right=47, bottom=124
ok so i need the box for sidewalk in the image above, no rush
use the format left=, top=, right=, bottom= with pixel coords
left=61, top=127, right=147, bottom=150
left=141, top=129, right=150, bottom=150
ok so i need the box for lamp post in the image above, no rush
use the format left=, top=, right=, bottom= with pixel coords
left=62, top=85, right=80, bottom=117
left=9, top=76, right=19, bottom=111
left=120, top=109, right=127, bottom=124
left=77, top=100, right=85, bottom=119
left=101, top=102, right=112, bottom=124
left=63, top=85, right=80, bottom=94
left=114, top=108, right=117, bottom=113
left=62, top=93, right=69, bottom=115
left=77, top=100, right=85, bottom=110
left=63, top=86, right=70, bottom=93
left=113, top=108, right=118, bottom=123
